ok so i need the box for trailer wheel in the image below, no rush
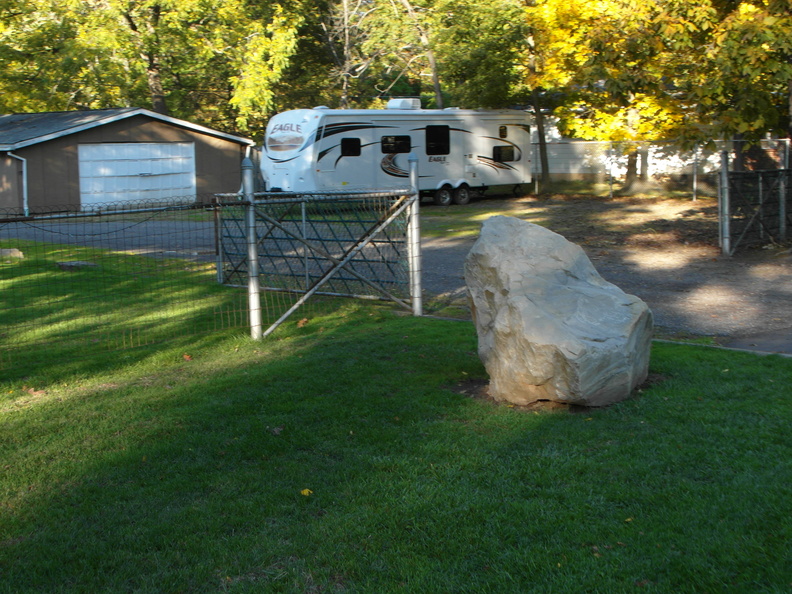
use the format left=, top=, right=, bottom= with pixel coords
left=453, top=185, right=471, bottom=205
left=433, top=187, right=453, bottom=206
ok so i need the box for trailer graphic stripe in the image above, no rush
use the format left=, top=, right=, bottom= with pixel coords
left=477, top=156, right=518, bottom=172
left=316, top=122, right=394, bottom=140
left=381, top=154, right=409, bottom=178
left=482, top=136, right=523, bottom=161
left=317, top=141, right=379, bottom=164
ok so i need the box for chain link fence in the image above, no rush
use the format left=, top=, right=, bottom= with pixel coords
left=4, top=138, right=788, bottom=369
left=719, top=140, right=791, bottom=255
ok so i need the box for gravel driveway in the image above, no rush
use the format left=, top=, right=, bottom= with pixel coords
left=420, top=232, right=792, bottom=349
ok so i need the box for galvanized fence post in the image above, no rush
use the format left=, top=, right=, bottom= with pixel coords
left=242, top=157, right=262, bottom=339
left=719, top=150, right=731, bottom=256
left=408, top=154, right=423, bottom=317
left=213, top=196, right=224, bottom=284
left=607, top=143, right=614, bottom=199
left=692, top=144, right=699, bottom=202
left=780, top=139, right=789, bottom=242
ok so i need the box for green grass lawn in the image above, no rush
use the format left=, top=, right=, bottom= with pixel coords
left=2, top=300, right=791, bottom=592
left=0, top=237, right=251, bottom=360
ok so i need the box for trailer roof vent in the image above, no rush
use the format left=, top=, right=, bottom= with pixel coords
left=386, top=98, right=421, bottom=110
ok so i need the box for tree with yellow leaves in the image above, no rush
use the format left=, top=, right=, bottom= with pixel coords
left=527, top=0, right=792, bottom=146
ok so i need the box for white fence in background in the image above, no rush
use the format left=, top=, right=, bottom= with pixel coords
left=532, top=139, right=791, bottom=198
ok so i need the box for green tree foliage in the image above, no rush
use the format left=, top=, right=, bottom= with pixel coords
left=432, top=0, right=530, bottom=108
left=0, top=0, right=310, bottom=133
left=0, top=0, right=89, bottom=112
left=348, top=0, right=443, bottom=107
left=696, top=0, right=792, bottom=139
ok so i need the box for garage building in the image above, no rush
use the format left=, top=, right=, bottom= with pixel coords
left=0, top=108, right=254, bottom=214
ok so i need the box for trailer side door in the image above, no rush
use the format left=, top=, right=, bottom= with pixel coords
left=315, top=118, right=378, bottom=190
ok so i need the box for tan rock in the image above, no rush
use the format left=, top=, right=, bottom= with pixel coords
left=0, top=248, right=23, bottom=259
left=464, top=216, right=653, bottom=407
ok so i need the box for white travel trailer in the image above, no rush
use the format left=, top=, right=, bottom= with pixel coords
left=260, top=98, right=532, bottom=205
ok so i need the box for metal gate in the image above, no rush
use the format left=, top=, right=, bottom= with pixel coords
left=216, top=187, right=421, bottom=338
left=720, top=167, right=791, bottom=255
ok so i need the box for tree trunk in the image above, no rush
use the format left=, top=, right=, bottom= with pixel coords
left=397, top=0, right=442, bottom=108
left=124, top=6, right=169, bottom=116
left=788, top=78, right=791, bottom=141
left=340, top=0, right=350, bottom=109
left=733, top=133, right=746, bottom=172
left=531, top=88, right=550, bottom=191
left=425, top=47, right=443, bottom=109
left=146, top=55, right=169, bottom=115
left=622, top=149, right=638, bottom=193
left=639, top=143, right=649, bottom=181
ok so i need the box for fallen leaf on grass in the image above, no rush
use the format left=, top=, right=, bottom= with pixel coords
left=183, top=354, right=193, bottom=361
left=300, top=489, right=313, bottom=496
left=297, top=318, right=309, bottom=328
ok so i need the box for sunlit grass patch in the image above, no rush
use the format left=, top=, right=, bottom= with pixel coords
left=0, top=238, right=249, bottom=356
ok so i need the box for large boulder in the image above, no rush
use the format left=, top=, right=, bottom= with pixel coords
left=464, top=216, right=653, bottom=407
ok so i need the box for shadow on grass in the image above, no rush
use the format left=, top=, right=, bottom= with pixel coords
left=2, top=306, right=791, bottom=592
left=0, top=238, right=252, bottom=381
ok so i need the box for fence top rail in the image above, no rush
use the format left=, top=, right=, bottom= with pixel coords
left=0, top=200, right=213, bottom=224
left=728, top=168, right=791, bottom=177
left=214, top=189, right=414, bottom=206
left=216, top=188, right=412, bottom=199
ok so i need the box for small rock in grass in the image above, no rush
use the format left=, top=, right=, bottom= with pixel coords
left=1, top=248, right=24, bottom=259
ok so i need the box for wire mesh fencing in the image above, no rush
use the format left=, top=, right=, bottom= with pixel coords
left=0, top=190, right=417, bottom=370
left=723, top=169, right=791, bottom=255
left=718, top=139, right=791, bottom=255
left=0, top=198, right=247, bottom=368
left=220, top=192, right=411, bottom=293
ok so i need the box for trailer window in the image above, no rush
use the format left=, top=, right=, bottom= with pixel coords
left=381, top=135, right=411, bottom=154
left=425, top=125, right=450, bottom=155
left=493, top=145, right=517, bottom=162
left=341, top=138, right=361, bottom=156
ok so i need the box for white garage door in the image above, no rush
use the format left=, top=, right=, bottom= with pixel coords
left=78, top=142, right=196, bottom=206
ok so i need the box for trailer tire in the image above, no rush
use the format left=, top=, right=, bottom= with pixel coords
left=433, top=187, right=453, bottom=206
left=453, top=185, right=471, bottom=205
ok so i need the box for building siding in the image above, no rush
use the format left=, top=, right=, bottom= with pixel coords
left=0, top=154, right=21, bottom=211
left=1, top=114, right=248, bottom=212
